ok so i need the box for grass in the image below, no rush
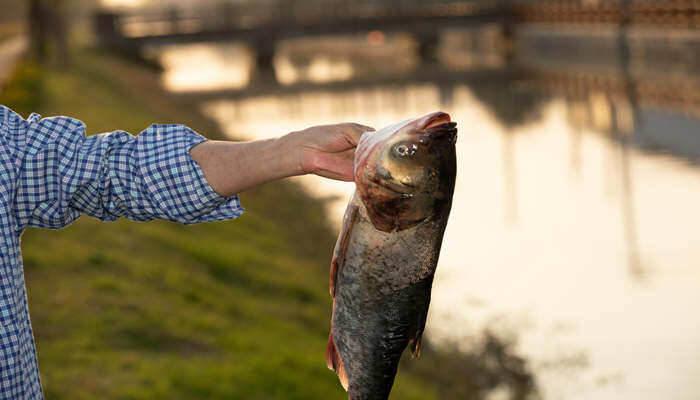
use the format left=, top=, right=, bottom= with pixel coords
left=1, top=50, right=439, bottom=400
left=0, top=60, right=42, bottom=116
left=1, top=48, right=538, bottom=400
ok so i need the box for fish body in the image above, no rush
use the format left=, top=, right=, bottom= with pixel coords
left=327, top=112, right=457, bottom=399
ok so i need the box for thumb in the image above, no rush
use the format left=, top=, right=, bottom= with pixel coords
left=343, top=123, right=375, bottom=146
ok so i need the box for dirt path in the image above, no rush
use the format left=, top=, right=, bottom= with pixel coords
left=0, top=36, right=28, bottom=85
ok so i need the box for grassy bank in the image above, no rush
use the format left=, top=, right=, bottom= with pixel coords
left=1, top=47, right=539, bottom=399
left=0, top=23, right=23, bottom=45
left=1, top=50, right=438, bottom=399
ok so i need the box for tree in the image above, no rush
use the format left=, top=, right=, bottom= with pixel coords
left=28, top=0, right=68, bottom=66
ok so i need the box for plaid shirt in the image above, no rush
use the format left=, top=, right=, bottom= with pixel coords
left=0, top=105, right=243, bottom=399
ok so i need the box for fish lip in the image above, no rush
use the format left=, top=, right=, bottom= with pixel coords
left=368, top=176, right=414, bottom=195
left=386, top=181, right=415, bottom=194
left=374, top=165, right=415, bottom=194
left=423, top=112, right=452, bottom=130
left=408, top=111, right=451, bottom=132
left=423, top=121, right=458, bottom=143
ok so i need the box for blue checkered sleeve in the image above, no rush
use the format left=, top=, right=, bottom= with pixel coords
left=9, top=108, right=243, bottom=229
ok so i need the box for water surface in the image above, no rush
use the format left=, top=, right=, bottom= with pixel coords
left=152, top=27, right=700, bottom=400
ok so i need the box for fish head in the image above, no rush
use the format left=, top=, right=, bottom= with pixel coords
left=354, top=111, right=457, bottom=232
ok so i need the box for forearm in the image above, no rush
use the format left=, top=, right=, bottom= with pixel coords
left=189, top=136, right=302, bottom=197
left=189, top=122, right=372, bottom=197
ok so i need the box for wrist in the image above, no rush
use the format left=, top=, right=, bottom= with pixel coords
left=273, top=132, right=307, bottom=178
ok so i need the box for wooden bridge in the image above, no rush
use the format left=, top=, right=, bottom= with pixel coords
left=516, top=0, right=699, bottom=26
left=95, top=1, right=510, bottom=72
left=94, top=0, right=699, bottom=78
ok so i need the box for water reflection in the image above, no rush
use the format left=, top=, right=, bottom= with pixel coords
left=147, top=42, right=253, bottom=91
left=277, top=33, right=417, bottom=84
left=154, top=27, right=700, bottom=400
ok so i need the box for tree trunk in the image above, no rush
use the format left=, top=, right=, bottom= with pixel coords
left=28, top=0, right=69, bottom=66
left=29, top=0, right=48, bottom=62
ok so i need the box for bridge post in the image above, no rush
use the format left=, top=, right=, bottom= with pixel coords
left=221, top=2, right=235, bottom=27
left=501, top=2, right=516, bottom=67
left=417, top=30, right=441, bottom=66
left=252, top=37, right=277, bottom=84
left=93, top=11, right=145, bottom=59
left=94, top=12, right=121, bottom=48
left=168, top=7, right=179, bottom=34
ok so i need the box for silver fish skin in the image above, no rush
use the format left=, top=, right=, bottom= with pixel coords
left=326, top=112, right=457, bottom=400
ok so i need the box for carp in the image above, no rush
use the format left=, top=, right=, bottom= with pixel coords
left=326, top=111, right=457, bottom=399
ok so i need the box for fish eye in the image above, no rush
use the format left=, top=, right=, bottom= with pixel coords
left=393, top=142, right=418, bottom=158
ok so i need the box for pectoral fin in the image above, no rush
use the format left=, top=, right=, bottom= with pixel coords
left=409, top=283, right=433, bottom=358
left=329, top=200, right=359, bottom=298
left=327, top=198, right=359, bottom=390
left=409, top=336, right=423, bottom=358
left=409, top=308, right=426, bottom=358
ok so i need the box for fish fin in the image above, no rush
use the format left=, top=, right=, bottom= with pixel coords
left=330, top=201, right=359, bottom=297
left=409, top=282, right=433, bottom=358
left=327, top=199, right=357, bottom=393
left=409, top=336, right=422, bottom=358
left=326, top=331, right=349, bottom=391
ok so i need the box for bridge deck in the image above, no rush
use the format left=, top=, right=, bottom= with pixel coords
left=98, top=1, right=509, bottom=47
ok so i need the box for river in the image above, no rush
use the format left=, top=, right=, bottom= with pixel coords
left=145, top=26, right=700, bottom=400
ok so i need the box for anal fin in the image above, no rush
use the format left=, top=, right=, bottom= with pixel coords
left=326, top=331, right=349, bottom=391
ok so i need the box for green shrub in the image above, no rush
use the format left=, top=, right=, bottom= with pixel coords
left=0, top=60, right=43, bottom=116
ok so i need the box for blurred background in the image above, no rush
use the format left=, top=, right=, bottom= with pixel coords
left=1, top=0, right=699, bottom=399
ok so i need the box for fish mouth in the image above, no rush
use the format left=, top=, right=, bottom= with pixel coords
left=407, top=111, right=452, bottom=131
left=371, top=166, right=416, bottom=194
left=410, top=112, right=457, bottom=143
left=422, top=121, right=458, bottom=143
left=380, top=180, right=415, bottom=194
left=422, top=112, right=452, bottom=130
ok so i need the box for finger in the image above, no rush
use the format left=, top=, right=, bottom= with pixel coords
left=350, top=123, right=375, bottom=132
left=340, top=123, right=375, bottom=146
left=337, top=147, right=355, bottom=159
left=316, top=169, right=354, bottom=182
left=311, top=151, right=355, bottom=181
left=328, top=148, right=356, bottom=165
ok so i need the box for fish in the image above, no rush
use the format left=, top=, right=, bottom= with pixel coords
left=326, top=111, right=457, bottom=399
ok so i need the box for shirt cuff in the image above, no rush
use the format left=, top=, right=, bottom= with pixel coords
left=139, top=124, right=244, bottom=225
left=185, top=137, right=245, bottom=225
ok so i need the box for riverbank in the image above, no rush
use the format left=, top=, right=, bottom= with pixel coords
left=0, top=36, right=28, bottom=86
left=1, top=46, right=539, bottom=399
left=1, top=49, right=438, bottom=400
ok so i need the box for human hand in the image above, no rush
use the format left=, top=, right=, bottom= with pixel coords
left=190, top=122, right=375, bottom=197
left=283, top=123, right=375, bottom=181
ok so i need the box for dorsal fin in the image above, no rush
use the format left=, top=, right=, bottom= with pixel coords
left=329, top=201, right=358, bottom=297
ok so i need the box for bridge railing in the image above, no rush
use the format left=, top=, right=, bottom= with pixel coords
left=95, top=0, right=698, bottom=47
left=99, top=0, right=505, bottom=41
